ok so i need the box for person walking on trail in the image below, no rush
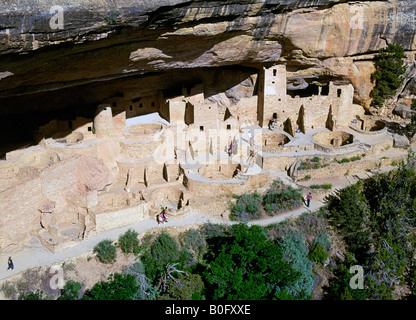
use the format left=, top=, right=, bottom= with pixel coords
left=158, top=212, right=164, bottom=225
left=228, top=141, right=233, bottom=156
left=158, top=208, right=164, bottom=225
left=7, top=256, right=13, bottom=271
left=163, top=208, right=168, bottom=223
left=306, top=192, right=312, bottom=207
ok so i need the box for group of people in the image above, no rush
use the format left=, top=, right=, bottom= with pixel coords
left=157, top=207, right=169, bottom=225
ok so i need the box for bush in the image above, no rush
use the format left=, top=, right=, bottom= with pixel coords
left=263, top=184, right=303, bottom=211
left=94, top=239, right=117, bottom=264
left=179, top=229, right=207, bottom=258
left=308, top=242, right=329, bottom=264
left=278, top=230, right=314, bottom=300
left=163, top=274, right=205, bottom=300
left=310, top=184, right=332, bottom=190
left=18, top=290, right=50, bottom=300
left=104, top=11, right=120, bottom=24
left=82, top=273, right=138, bottom=300
left=230, top=193, right=262, bottom=221
left=200, top=223, right=228, bottom=239
left=123, top=262, right=154, bottom=300
left=118, top=229, right=140, bottom=254
left=58, top=281, right=82, bottom=300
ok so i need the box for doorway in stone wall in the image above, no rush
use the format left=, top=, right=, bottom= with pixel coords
left=325, top=105, right=335, bottom=131
left=296, top=105, right=305, bottom=134
left=283, top=118, right=295, bottom=137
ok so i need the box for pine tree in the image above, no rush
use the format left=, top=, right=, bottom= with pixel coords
left=370, top=43, right=407, bottom=108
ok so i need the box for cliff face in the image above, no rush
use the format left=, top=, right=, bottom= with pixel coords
left=0, top=0, right=415, bottom=141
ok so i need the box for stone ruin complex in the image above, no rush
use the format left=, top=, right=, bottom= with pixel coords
left=0, top=64, right=407, bottom=254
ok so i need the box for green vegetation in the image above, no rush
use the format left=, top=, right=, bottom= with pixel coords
left=57, top=281, right=82, bottom=300
left=325, top=152, right=416, bottom=299
left=370, top=43, right=407, bottom=108
left=230, top=180, right=303, bottom=221
left=298, top=157, right=329, bottom=170
left=18, top=290, right=50, bottom=300
left=104, top=11, right=120, bottom=24
left=82, top=273, right=139, bottom=300
left=335, top=155, right=361, bottom=164
left=204, top=224, right=300, bottom=299
left=8, top=154, right=416, bottom=301
left=93, top=239, right=117, bottom=264
left=229, top=192, right=262, bottom=221
left=308, top=242, right=329, bottom=264
left=406, top=99, right=416, bottom=137
left=118, top=228, right=140, bottom=254
left=309, top=184, right=332, bottom=190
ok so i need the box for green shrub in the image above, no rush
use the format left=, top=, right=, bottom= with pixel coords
left=104, top=11, right=120, bottom=24
left=200, top=223, right=228, bottom=239
left=336, top=156, right=361, bottom=164
left=179, top=229, right=207, bottom=258
left=298, top=157, right=328, bottom=170
left=308, top=242, right=329, bottom=264
left=58, top=281, right=82, bottom=300
left=163, top=274, right=205, bottom=300
left=278, top=230, right=314, bottom=300
left=82, top=273, right=138, bottom=300
left=118, top=229, right=140, bottom=254
left=310, top=184, right=332, bottom=190
left=94, top=239, right=117, bottom=264
left=18, top=290, right=50, bottom=300
left=230, top=193, right=262, bottom=221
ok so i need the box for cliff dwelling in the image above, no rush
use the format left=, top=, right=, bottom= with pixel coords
left=0, top=63, right=409, bottom=254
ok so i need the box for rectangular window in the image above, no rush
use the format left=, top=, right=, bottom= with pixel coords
left=227, top=124, right=231, bottom=130
left=139, top=103, right=143, bottom=108
left=200, top=126, right=204, bottom=131
left=273, top=69, right=277, bottom=77
left=337, top=89, right=342, bottom=97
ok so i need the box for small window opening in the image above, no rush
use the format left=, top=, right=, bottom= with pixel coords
left=200, top=126, right=204, bottom=131
left=273, top=113, right=277, bottom=119
left=273, top=69, right=277, bottom=77
left=227, top=124, right=231, bottom=130
left=87, top=126, right=92, bottom=132
left=129, top=105, right=133, bottom=111
left=151, top=101, right=155, bottom=107
left=139, top=103, right=143, bottom=108
left=112, top=102, right=117, bottom=107
left=337, top=89, right=342, bottom=97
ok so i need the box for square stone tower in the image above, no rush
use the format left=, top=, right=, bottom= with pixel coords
left=257, top=65, right=287, bottom=128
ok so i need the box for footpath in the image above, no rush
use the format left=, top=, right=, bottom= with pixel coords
left=0, top=199, right=323, bottom=281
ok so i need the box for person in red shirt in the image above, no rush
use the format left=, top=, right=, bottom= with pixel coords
left=306, top=192, right=312, bottom=207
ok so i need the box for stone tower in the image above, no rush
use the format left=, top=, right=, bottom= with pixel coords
left=257, top=64, right=287, bottom=128
left=93, top=104, right=114, bottom=138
